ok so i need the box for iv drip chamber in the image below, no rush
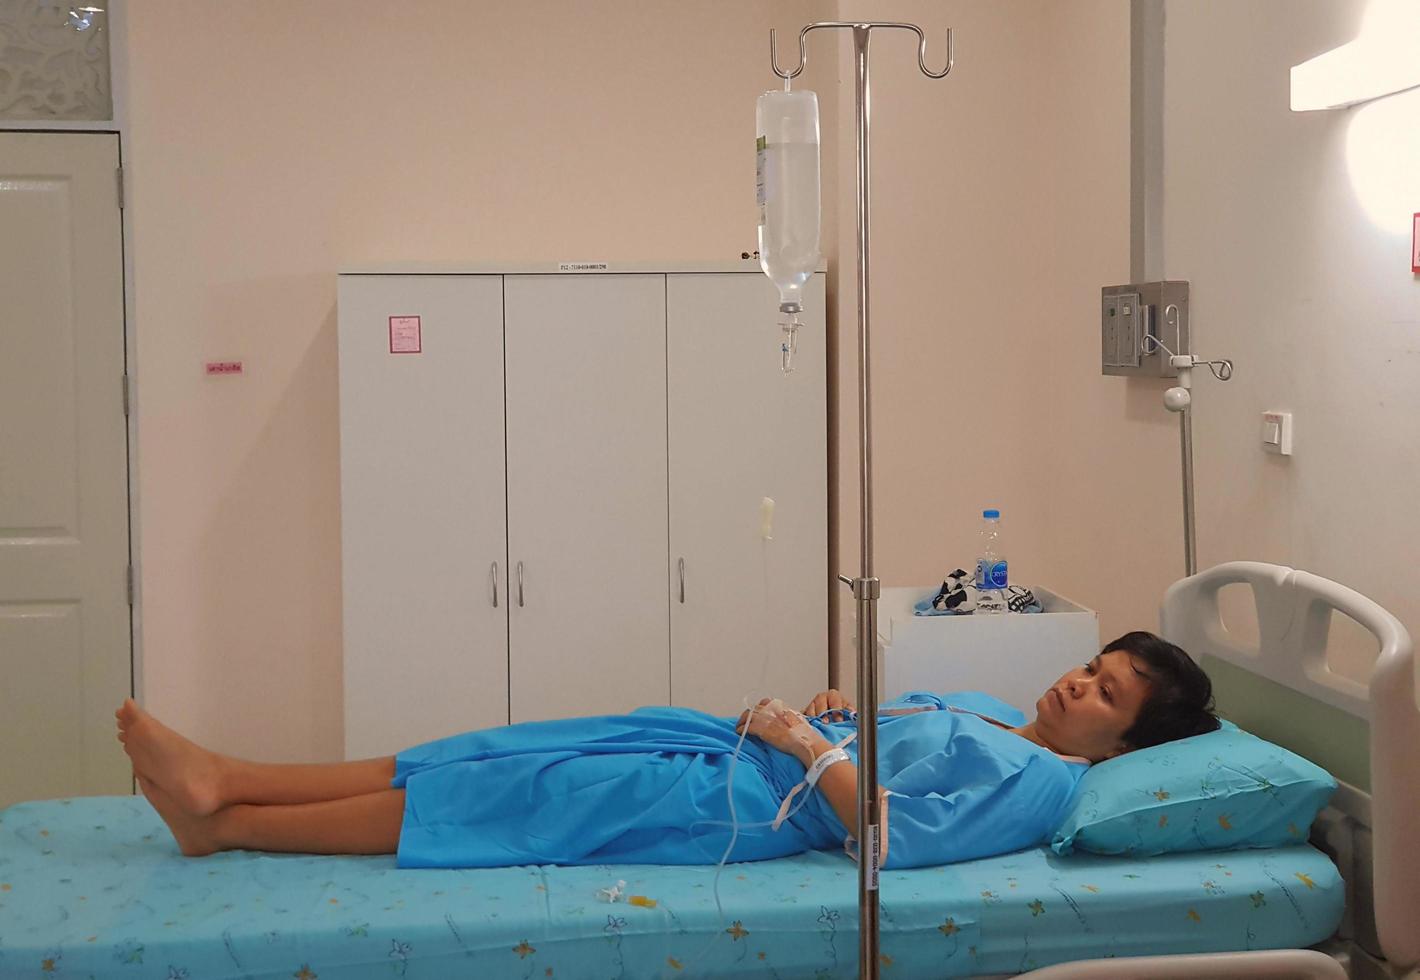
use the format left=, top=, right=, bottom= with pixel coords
left=756, top=88, right=821, bottom=314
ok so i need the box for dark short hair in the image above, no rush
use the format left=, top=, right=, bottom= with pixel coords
left=1103, top=631, right=1221, bottom=749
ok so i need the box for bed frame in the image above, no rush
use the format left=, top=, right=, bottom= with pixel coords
left=1012, top=562, right=1418, bottom=980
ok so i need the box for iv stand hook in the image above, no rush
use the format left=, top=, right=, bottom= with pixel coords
left=770, top=21, right=954, bottom=80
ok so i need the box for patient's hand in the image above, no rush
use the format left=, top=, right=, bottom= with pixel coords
left=736, top=698, right=819, bottom=761
left=804, top=689, right=857, bottom=719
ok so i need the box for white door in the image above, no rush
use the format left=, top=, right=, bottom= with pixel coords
left=668, top=273, right=828, bottom=715
left=504, top=274, right=670, bottom=722
left=338, top=275, right=509, bottom=758
left=0, top=133, right=131, bottom=805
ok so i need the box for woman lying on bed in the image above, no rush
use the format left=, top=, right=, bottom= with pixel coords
left=117, top=631, right=1219, bottom=871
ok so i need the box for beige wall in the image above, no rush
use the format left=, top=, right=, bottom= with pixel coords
left=826, top=1, right=1154, bottom=689
left=1162, top=0, right=1420, bottom=668
left=125, top=0, right=832, bottom=761
left=125, top=0, right=1150, bottom=759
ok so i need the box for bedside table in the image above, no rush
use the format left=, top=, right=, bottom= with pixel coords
left=879, top=586, right=1100, bottom=715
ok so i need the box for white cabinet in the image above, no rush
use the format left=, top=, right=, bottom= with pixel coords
left=668, top=273, right=827, bottom=715
left=504, top=275, right=670, bottom=723
left=338, top=275, right=509, bottom=759
left=338, top=266, right=826, bottom=759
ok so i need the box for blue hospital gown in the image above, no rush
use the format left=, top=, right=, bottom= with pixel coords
left=392, top=692, right=1087, bottom=870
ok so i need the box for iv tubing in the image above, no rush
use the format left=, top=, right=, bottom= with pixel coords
left=676, top=537, right=790, bottom=976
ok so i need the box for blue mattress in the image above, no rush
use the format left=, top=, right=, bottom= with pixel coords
left=0, top=797, right=1342, bottom=978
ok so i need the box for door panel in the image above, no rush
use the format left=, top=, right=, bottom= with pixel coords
left=338, top=275, right=509, bottom=757
left=668, top=273, right=827, bottom=715
left=0, top=132, right=130, bottom=804
left=505, top=275, right=669, bottom=722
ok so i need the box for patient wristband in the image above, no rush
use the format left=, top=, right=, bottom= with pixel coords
left=771, top=733, right=857, bottom=832
left=804, top=747, right=851, bottom=787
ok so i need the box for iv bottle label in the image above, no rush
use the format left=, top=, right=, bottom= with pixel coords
left=755, top=135, right=767, bottom=207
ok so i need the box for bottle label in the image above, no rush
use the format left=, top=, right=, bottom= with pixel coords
left=755, top=136, right=768, bottom=210
left=976, top=559, right=1008, bottom=589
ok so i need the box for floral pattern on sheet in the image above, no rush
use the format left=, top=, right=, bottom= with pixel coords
left=0, top=798, right=1342, bottom=979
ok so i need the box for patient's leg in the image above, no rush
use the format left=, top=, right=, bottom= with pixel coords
left=139, top=775, right=403, bottom=857
left=118, top=699, right=395, bottom=816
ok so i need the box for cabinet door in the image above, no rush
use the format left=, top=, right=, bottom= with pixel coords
left=667, top=273, right=827, bottom=715
left=504, top=274, right=670, bottom=722
left=338, top=275, right=509, bottom=758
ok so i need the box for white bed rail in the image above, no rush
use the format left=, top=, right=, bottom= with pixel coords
left=1161, top=562, right=1418, bottom=971
left=1017, top=948, right=1347, bottom=979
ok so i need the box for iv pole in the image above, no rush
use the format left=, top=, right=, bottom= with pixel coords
left=771, top=22, right=953, bottom=980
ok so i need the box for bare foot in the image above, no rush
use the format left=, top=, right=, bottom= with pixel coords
left=137, top=775, right=220, bottom=857
left=117, top=699, right=227, bottom=817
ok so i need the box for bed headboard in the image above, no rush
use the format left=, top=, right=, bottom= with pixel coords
left=1160, top=561, right=1418, bottom=971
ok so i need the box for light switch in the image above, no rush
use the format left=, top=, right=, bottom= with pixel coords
left=1262, top=411, right=1293, bottom=456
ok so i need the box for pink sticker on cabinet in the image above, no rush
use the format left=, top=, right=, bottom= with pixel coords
left=389, top=315, right=422, bottom=354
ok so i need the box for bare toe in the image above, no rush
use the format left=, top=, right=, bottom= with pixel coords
left=116, top=697, right=139, bottom=732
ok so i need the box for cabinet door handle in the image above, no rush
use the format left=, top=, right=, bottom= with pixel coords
left=517, top=561, right=525, bottom=608
left=490, top=561, right=499, bottom=608
left=678, top=557, right=686, bottom=604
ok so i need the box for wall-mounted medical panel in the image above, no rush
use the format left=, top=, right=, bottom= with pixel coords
left=1101, top=280, right=1190, bottom=377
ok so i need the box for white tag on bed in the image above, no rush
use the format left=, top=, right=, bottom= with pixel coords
left=867, top=825, right=881, bottom=890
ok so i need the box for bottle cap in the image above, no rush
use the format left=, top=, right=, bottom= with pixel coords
left=983, top=509, right=1000, bottom=519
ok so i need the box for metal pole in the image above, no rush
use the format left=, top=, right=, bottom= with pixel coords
left=767, top=25, right=951, bottom=979
left=1180, top=407, right=1197, bottom=576
left=850, top=24, right=883, bottom=980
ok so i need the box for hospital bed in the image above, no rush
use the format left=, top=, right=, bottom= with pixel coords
left=1010, top=561, right=1419, bottom=980
left=0, top=562, right=1410, bottom=978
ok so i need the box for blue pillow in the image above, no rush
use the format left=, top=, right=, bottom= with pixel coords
left=1051, top=725, right=1337, bottom=857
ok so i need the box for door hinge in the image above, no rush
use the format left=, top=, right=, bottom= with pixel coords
left=122, top=374, right=132, bottom=417
left=116, top=166, right=124, bottom=209
left=126, top=565, right=135, bottom=606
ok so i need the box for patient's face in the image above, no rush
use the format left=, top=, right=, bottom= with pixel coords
left=1031, top=650, right=1151, bottom=762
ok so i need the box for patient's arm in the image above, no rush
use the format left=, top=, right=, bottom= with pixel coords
left=788, top=729, right=887, bottom=859
left=739, top=700, right=887, bottom=861
left=878, top=691, right=946, bottom=716
left=804, top=688, right=940, bottom=718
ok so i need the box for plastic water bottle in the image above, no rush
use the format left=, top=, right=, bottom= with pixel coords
left=975, top=509, right=1008, bottom=615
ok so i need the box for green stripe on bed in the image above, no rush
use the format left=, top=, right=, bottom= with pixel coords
left=1203, top=653, right=1370, bottom=792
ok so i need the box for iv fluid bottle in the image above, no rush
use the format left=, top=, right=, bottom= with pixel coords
left=756, top=88, right=821, bottom=314
left=975, top=509, right=1008, bottom=614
